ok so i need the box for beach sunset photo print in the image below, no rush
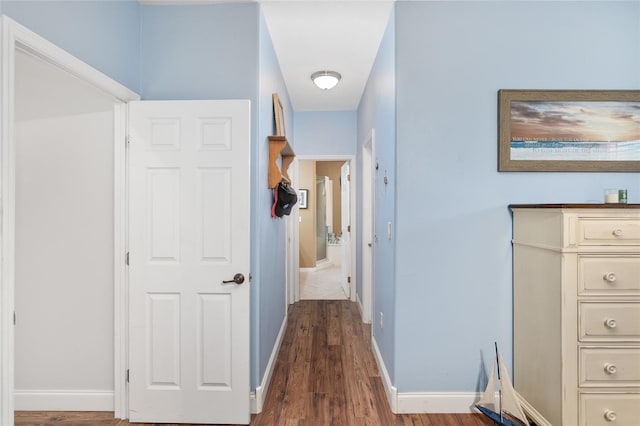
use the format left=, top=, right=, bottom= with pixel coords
left=498, top=90, right=640, bottom=171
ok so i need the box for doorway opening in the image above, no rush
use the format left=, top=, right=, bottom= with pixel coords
left=13, top=47, right=119, bottom=414
left=289, top=156, right=356, bottom=304
left=1, top=17, right=138, bottom=425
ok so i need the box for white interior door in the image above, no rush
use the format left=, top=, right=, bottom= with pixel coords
left=340, top=162, right=351, bottom=298
left=128, top=100, right=251, bottom=424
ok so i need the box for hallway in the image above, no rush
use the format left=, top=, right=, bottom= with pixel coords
left=251, top=300, right=491, bottom=425
left=16, top=301, right=491, bottom=425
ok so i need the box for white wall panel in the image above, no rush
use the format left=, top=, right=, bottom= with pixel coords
left=14, top=112, right=115, bottom=391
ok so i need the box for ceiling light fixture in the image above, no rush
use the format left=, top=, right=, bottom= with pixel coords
left=311, top=70, right=341, bottom=90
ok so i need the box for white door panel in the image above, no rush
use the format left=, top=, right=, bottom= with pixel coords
left=341, top=162, right=351, bottom=298
left=128, top=100, right=250, bottom=424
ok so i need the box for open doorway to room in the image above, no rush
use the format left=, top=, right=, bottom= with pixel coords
left=292, top=157, right=356, bottom=302
left=299, top=160, right=346, bottom=300
left=12, top=48, right=123, bottom=415
left=0, top=18, right=138, bottom=424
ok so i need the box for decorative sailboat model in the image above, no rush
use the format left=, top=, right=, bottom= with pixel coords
left=475, top=343, right=530, bottom=426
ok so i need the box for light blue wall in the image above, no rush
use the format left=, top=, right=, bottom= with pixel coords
left=254, top=6, right=294, bottom=390
left=356, top=8, right=396, bottom=383
left=1, top=0, right=140, bottom=92
left=394, top=0, right=640, bottom=392
left=140, top=3, right=258, bottom=102
left=293, top=110, right=357, bottom=156
left=140, top=12, right=259, bottom=389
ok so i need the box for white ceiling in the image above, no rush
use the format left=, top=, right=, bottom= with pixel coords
left=142, top=0, right=394, bottom=112
left=262, top=1, right=393, bottom=111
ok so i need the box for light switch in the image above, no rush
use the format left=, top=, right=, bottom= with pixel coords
left=387, top=222, right=392, bottom=240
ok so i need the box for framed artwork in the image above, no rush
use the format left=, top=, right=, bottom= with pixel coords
left=498, top=90, right=640, bottom=171
left=273, top=93, right=286, bottom=137
left=299, top=189, right=308, bottom=209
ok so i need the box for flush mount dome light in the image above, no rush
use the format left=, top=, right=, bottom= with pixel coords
left=311, top=70, right=341, bottom=90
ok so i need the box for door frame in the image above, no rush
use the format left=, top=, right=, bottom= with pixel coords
left=289, top=155, right=357, bottom=303
left=0, top=16, right=138, bottom=425
left=286, top=155, right=299, bottom=304
left=361, top=130, right=375, bottom=324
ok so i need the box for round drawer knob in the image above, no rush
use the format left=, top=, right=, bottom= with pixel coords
left=612, top=229, right=623, bottom=237
left=604, top=318, right=617, bottom=329
left=604, top=363, right=617, bottom=375
left=603, top=272, right=617, bottom=283
left=604, top=410, right=617, bottom=422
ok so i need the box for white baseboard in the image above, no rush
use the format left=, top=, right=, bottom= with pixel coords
left=356, top=292, right=365, bottom=321
left=250, top=314, right=287, bottom=414
left=394, top=390, right=552, bottom=422
left=394, top=390, right=549, bottom=417
left=14, top=389, right=114, bottom=411
left=371, top=337, right=495, bottom=415
left=371, top=336, right=398, bottom=413
left=356, top=292, right=371, bottom=324
left=397, top=392, right=482, bottom=413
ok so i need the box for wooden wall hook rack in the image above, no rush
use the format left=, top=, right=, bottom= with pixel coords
left=268, top=135, right=295, bottom=188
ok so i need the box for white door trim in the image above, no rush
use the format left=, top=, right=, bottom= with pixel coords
left=0, top=16, right=139, bottom=425
left=287, top=159, right=300, bottom=304
left=291, top=155, right=357, bottom=303
left=113, top=103, right=129, bottom=418
left=361, top=130, right=375, bottom=324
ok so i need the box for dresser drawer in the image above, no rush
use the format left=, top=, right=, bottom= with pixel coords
left=579, top=256, right=640, bottom=295
left=580, top=393, right=640, bottom=426
left=580, top=347, right=640, bottom=387
left=579, top=303, right=640, bottom=342
left=577, top=218, right=640, bottom=246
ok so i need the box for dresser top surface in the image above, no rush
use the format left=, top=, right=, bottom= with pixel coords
left=510, top=203, right=640, bottom=210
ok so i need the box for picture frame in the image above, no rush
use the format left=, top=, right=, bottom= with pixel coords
left=299, top=189, right=308, bottom=209
left=498, top=90, right=640, bottom=172
left=273, top=93, right=286, bottom=137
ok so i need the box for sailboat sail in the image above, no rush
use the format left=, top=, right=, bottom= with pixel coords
left=475, top=344, right=529, bottom=426
left=477, top=361, right=497, bottom=409
left=497, top=352, right=528, bottom=425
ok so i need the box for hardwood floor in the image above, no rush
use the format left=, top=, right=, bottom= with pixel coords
left=16, top=300, right=492, bottom=426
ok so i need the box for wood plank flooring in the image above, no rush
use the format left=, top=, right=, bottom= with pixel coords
left=16, top=300, right=491, bottom=426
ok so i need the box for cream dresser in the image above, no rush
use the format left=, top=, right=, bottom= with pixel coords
left=510, top=205, right=640, bottom=426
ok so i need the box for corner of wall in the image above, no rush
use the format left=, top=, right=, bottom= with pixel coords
left=372, top=335, right=398, bottom=413
left=250, top=313, right=287, bottom=414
